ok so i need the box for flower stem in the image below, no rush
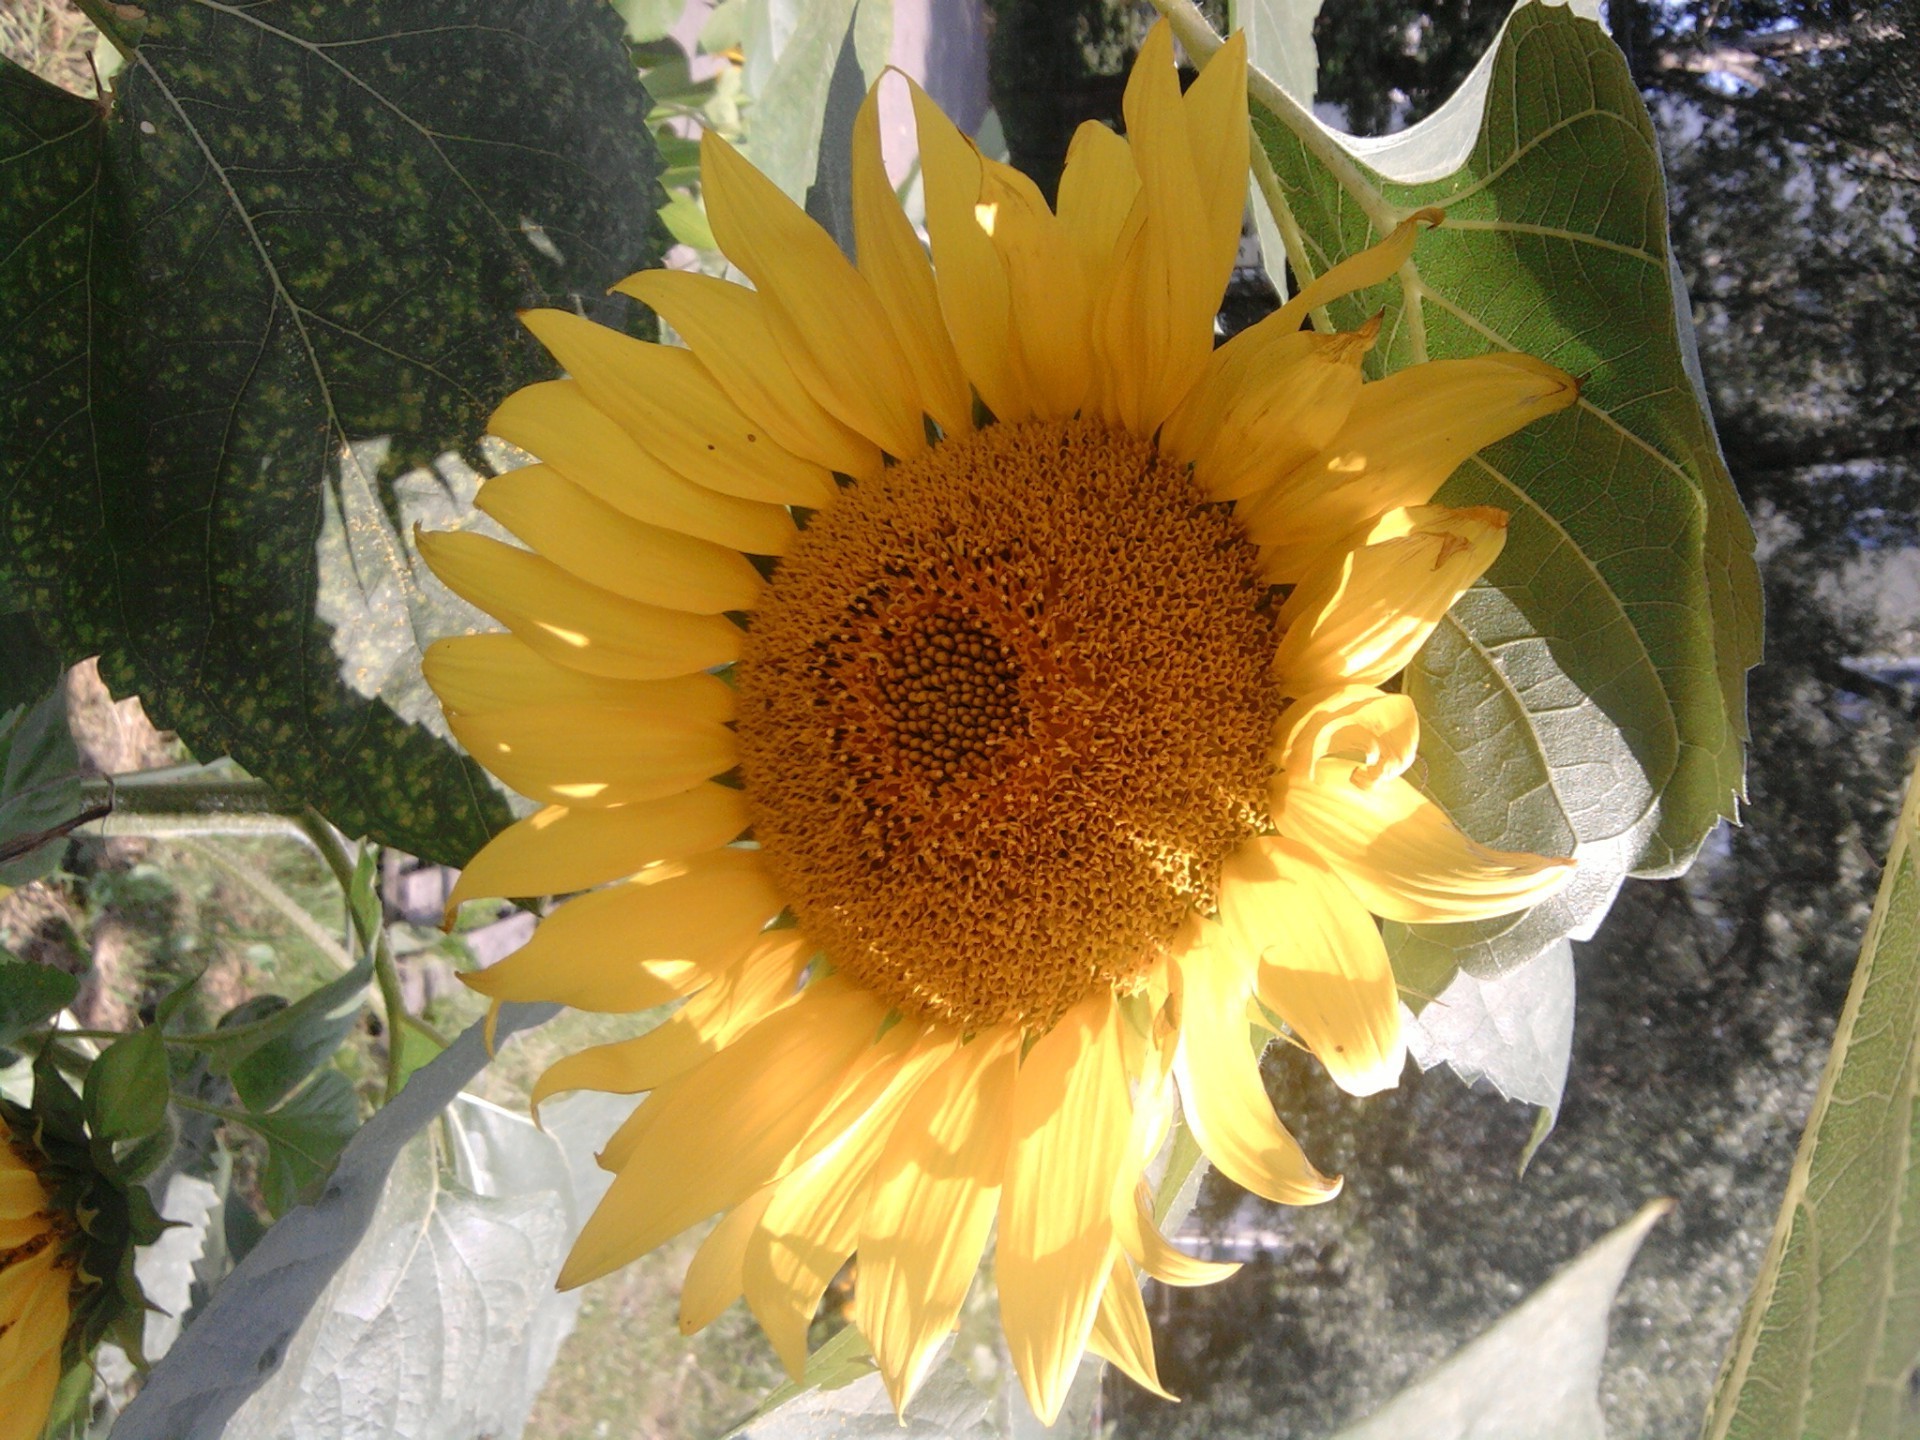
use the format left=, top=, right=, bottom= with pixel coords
left=296, top=810, right=411, bottom=1105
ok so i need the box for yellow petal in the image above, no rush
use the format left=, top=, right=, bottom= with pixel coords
left=0, top=1247, right=63, bottom=1388
left=418, top=531, right=742, bottom=680
left=0, top=1215, right=48, bottom=1251
left=1114, top=1181, right=1240, bottom=1288
left=853, top=83, right=973, bottom=440
left=1087, top=1253, right=1176, bottom=1402
left=448, top=701, right=736, bottom=808
left=613, top=270, right=883, bottom=479
left=530, top=931, right=810, bottom=1114
left=858, top=1029, right=1019, bottom=1413
left=519, top=309, right=838, bottom=507
left=1179, top=28, right=1248, bottom=307
left=0, top=1168, right=43, bottom=1217
left=462, top=849, right=787, bottom=1010
left=0, top=1236, right=57, bottom=1315
left=1279, top=760, right=1576, bottom=923
left=1170, top=919, right=1342, bottom=1205
left=1272, top=207, right=1443, bottom=336
left=982, top=159, right=1092, bottom=419
left=997, top=991, right=1134, bottom=1426
left=910, top=77, right=1028, bottom=422
left=1271, top=685, right=1419, bottom=790
left=1270, top=505, right=1509, bottom=693
left=559, top=979, right=887, bottom=1288
left=1219, top=837, right=1406, bottom=1097
left=745, top=1033, right=949, bottom=1380
left=700, top=132, right=926, bottom=458
left=1241, top=354, right=1577, bottom=579
left=445, top=786, right=749, bottom=918
left=680, top=1189, right=772, bottom=1335
left=476, top=466, right=765, bottom=614
left=1094, top=20, right=1222, bottom=434
left=1166, top=324, right=1373, bottom=500
left=489, top=381, right=796, bottom=556
left=423, top=633, right=738, bottom=719
left=1055, top=120, right=1140, bottom=333
left=0, top=1345, right=58, bottom=1440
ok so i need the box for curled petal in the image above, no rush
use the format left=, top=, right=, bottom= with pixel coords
left=1165, top=323, right=1374, bottom=500
left=1271, top=686, right=1420, bottom=789
left=1279, top=760, right=1577, bottom=924
left=1219, top=838, right=1406, bottom=1097
left=1271, top=505, right=1509, bottom=693
left=1115, top=1180, right=1240, bottom=1288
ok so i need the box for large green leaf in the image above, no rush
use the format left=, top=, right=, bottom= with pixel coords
left=1703, top=757, right=1920, bottom=1439
left=1166, top=0, right=1762, bottom=978
left=114, top=1001, right=558, bottom=1440
left=0, top=0, right=662, bottom=865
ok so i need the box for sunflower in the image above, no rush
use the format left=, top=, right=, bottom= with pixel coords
left=420, top=20, right=1577, bottom=1421
left=0, top=1135, right=71, bottom=1440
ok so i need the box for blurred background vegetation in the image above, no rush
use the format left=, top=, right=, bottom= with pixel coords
left=2, top=0, right=1914, bottom=1435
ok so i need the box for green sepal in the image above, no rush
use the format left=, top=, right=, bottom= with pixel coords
left=4, top=1050, right=172, bottom=1374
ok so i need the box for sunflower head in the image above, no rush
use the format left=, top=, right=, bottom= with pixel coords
left=423, top=18, right=1576, bottom=1423
left=0, top=1054, right=169, bottom=1434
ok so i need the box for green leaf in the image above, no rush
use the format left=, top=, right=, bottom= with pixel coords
left=0, top=683, right=86, bottom=888
left=391, top=1019, right=446, bottom=1091
left=741, top=0, right=861, bottom=201
left=213, top=965, right=370, bottom=1113
left=613, top=0, right=686, bottom=43
left=1170, top=0, right=1762, bottom=978
left=0, top=611, right=61, bottom=715
left=701, top=0, right=749, bottom=54
left=0, top=0, right=662, bottom=867
left=84, top=1028, right=171, bottom=1146
left=112, top=1002, right=559, bottom=1439
left=253, top=1069, right=363, bottom=1216
left=1703, top=758, right=1920, bottom=1438
left=225, top=1095, right=604, bottom=1439
left=1329, top=1200, right=1669, bottom=1439
left=0, top=954, right=78, bottom=1048
left=0, top=59, right=119, bottom=658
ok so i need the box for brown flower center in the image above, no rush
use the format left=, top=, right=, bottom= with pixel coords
left=735, top=419, right=1281, bottom=1031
